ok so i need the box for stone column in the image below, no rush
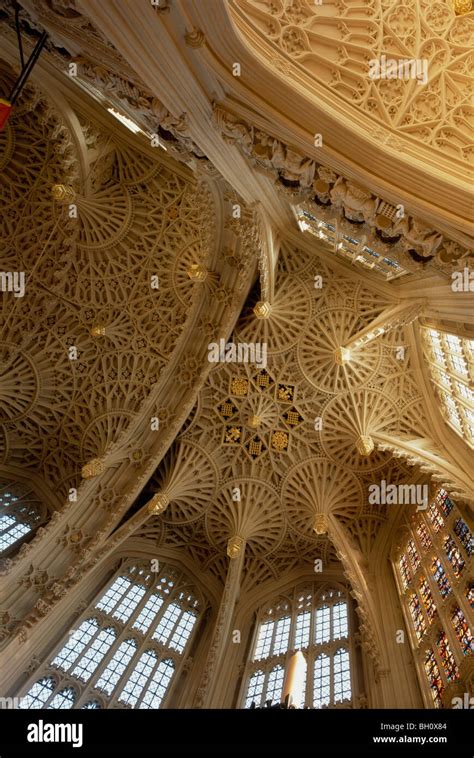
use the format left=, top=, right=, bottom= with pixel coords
left=194, top=535, right=246, bottom=708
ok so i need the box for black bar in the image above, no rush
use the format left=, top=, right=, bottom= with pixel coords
left=0, top=708, right=472, bottom=756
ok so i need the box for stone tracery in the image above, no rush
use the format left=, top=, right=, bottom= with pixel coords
left=0, top=0, right=472, bottom=718
left=232, top=0, right=473, bottom=163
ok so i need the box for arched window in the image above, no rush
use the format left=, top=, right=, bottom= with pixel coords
left=451, top=607, right=474, bottom=655
left=393, top=488, right=473, bottom=708
left=423, top=651, right=443, bottom=708
left=453, top=518, right=473, bottom=557
left=408, top=595, right=426, bottom=640
left=19, top=561, right=203, bottom=709
left=421, top=327, right=474, bottom=448
left=242, top=584, right=354, bottom=708
left=0, top=486, right=45, bottom=554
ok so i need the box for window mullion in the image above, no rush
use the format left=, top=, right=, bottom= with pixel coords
left=79, top=618, right=130, bottom=702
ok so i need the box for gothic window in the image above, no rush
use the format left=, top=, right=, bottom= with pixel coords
left=419, top=578, right=437, bottom=622
left=468, top=584, right=474, bottom=608
left=0, top=488, right=45, bottom=554
left=20, top=677, right=56, bottom=709
left=443, top=536, right=465, bottom=578
left=423, top=651, right=443, bottom=708
left=422, top=328, right=474, bottom=447
left=95, top=639, right=137, bottom=695
left=398, top=555, right=411, bottom=590
left=243, top=584, right=353, bottom=708
left=435, top=489, right=454, bottom=518
left=315, top=605, right=331, bottom=644
left=118, top=653, right=175, bottom=709
left=332, top=649, right=351, bottom=704
left=436, top=632, right=459, bottom=682
left=254, top=612, right=291, bottom=660
left=295, top=206, right=407, bottom=280
left=48, top=687, right=77, bottom=709
left=451, top=607, right=474, bottom=655
left=428, top=503, right=444, bottom=533
left=408, top=594, right=426, bottom=641
left=416, top=523, right=432, bottom=551
left=244, top=670, right=265, bottom=708
left=453, top=518, right=473, bottom=557
left=395, top=490, right=471, bottom=708
left=406, top=540, right=421, bottom=573
left=265, top=665, right=285, bottom=705
left=313, top=653, right=331, bottom=708
left=431, top=558, right=452, bottom=598
left=19, top=562, right=203, bottom=709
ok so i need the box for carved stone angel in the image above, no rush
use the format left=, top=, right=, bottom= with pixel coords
left=271, top=141, right=316, bottom=187
left=330, top=177, right=376, bottom=224
left=212, top=107, right=254, bottom=154
left=400, top=217, right=443, bottom=258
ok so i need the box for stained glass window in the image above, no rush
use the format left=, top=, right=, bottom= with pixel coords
left=419, top=578, right=437, bottom=622
left=422, top=329, right=474, bottom=447
left=468, top=584, right=474, bottom=608
left=407, top=540, right=421, bottom=572
left=424, top=650, right=443, bottom=707
left=19, top=562, right=201, bottom=709
left=436, top=489, right=454, bottom=517
left=428, top=503, right=444, bottom=533
left=451, top=607, right=474, bottom=655
left=398, top=555, right=411, bottom=590
left=416, top=523, right=432, bottom=551
left=432, top=559, right=452, bottom=598
left=453, top=518, right=473, bottom=557
left=443, top=536, right=465, bottom=578
left=436, top=632, right=459, bottom=681
left=408, top=594, right=426, bottom=640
